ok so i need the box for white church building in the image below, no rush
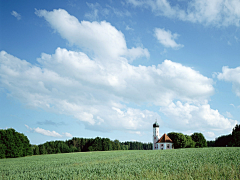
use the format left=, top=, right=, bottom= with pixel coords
left=153, top=121, right=173, bottom=150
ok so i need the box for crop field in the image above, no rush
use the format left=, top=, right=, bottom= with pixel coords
left=0, top=147, right=240, bottom=179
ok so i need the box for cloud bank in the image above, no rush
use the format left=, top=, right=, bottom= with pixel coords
left=0, top=9, right=237, bottom=136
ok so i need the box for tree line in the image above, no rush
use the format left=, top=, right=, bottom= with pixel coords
left=1, top=124, right=239, bottom=158
left=207, top=124, right=240, bottom=147
left=32, top=137, right=153, bottom=155
left=167, top=132, right=207, bottom=149
left=168, top=124, right=240, bottom=149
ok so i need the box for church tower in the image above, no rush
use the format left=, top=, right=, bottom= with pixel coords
left=153, top=121, right=160, bottom=150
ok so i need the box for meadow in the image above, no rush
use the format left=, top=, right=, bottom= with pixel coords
left=0, top=147, right=239, bottom=179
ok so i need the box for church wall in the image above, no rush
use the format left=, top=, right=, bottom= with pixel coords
left=156, top=142, right=173, bottom=150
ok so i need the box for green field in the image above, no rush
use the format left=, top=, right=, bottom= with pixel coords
left=0, top=147, right=239, bottom=179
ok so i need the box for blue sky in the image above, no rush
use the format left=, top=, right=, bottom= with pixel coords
left=1, top=0, right=240, bottom=145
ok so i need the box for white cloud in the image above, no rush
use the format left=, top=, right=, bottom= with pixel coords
left=0, top=9, right=232, bottom=136
left=128, top=131, right=142, bottom=135
left=25, top=125, right=72, bottom=138
left=154, top=28, right=184, bottom=49
left=205, top=132, right=215, bottom=139
left=127, top=47, right=150, bottom=61
left=34, top=127, right=62, bottom=137
left=218, top=66, right=240, bottom=97
left=35, top=9, right=147, bottom=61
left=0, top=46, right=214, bottom=132
left=11, top=11, right=21, bottom=20
left=160, top=101, right=237, bottom=132
left=127, top=0, right=240, bottom=27
left=63, top=132, right=73, bottom=138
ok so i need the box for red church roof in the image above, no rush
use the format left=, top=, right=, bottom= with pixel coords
left=157, top=133, right=173, bottom=143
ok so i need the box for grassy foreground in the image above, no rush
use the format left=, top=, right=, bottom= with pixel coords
left=0, top=147, right=239, bottom=179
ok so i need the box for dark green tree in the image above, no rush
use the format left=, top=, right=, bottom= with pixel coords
left=230, top=124, right=240, bottom=147
left=102, top=138, right=111, bottom=151
left=232, top=124, right=240, bottom=135
left=168, top=132, right=187, bottom=149
left=92, top=137, right=102, bottom=151
left=39, top=144, right=47, bottom=154
left=114, top=140, right=121, bottom=150
left=88, top=146, right=93, bottom=151
left=231, top=131, right=240, bottom=147
left=191, top=133, right=207, bottom=148
left=215, top=134, right=232, bottom=147
left=0, top=128, right=32, bottom=158
left=207, top=140, right=215, bottom=147
left=0, top=143, right=6, bottom=158
left=32, top=145, right=40, bottom=155
left=121, top=141, right=152, bottom=150
left=185, top=135, right=195, bottom=148
left=69, top=145, right=77, bottom=152
left=122, top=144, right=128, bottom=150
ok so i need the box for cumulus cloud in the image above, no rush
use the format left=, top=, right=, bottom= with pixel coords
left=160, top=101, right=237, bottom=132
left=0, top=9, right=234, bottom=136
left=35, top=8, right=145, bottom=61
left=205, top=132, right=215, bottom=139
left=25, top=125, right=72, bottom=137
left=217, top=66, right=240, bottom=97
left=62, top=132, right=73, bottom=138
left=127, top=0, right=240, bottom=27
left=11, top=11, right=21, bottom=20
left=0, top=46, right=215, bottom=132
left=154, top=28, right=184, bottom=49
left=0, top=49, right=162, bottom=131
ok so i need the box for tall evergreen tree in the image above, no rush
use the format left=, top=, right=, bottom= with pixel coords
left=215, top=134, right=232, bottom=147
left=231, top=124, right=240, bottom=147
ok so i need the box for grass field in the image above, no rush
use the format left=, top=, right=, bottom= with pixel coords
left=0, top=147, right=240, bottom=179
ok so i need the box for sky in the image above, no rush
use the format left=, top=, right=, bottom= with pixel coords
left=1, top=0, right=240, bottom=145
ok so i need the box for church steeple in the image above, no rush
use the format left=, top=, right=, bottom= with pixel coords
left=153, top=120, right=159, bottom=128
left=153, top=119, right=160, bottom=150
